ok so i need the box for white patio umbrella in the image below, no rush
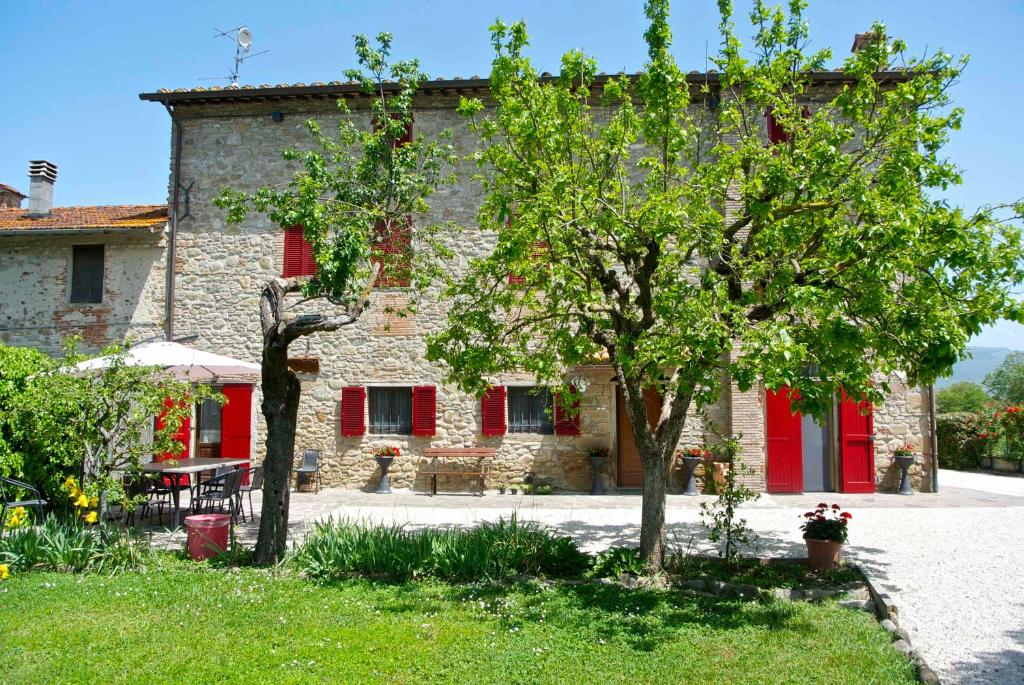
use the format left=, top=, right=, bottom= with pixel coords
left=70, top=341, right=261, bottom=381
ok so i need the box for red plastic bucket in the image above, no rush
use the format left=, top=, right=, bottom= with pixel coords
left=184, top=514, right=231, bottom=560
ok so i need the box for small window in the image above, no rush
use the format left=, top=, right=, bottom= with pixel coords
left=368, top=387, right=412, bottom=435
left=70, top=245, right=104, bottom=303
left=507, top=386, right=553, bottom=434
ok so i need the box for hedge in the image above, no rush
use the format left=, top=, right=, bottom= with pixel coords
left=936, top=412, right=986, bottom=470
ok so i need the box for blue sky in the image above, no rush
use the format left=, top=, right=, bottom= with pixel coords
left=2, top=0, right=1021, bottom=348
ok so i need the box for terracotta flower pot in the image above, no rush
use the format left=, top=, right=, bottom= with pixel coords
left=805, top=537, right=843, bottom=571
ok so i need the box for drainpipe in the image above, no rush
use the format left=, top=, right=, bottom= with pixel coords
left=927, top=383, right=939, bottom=492
left=163, top=103, right=182, bottom=342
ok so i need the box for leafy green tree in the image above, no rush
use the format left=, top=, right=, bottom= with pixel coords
left=984, top=351, right=1024, bottom=406
left=426, top=0, right=1024, bottom=570
left=216, top=34, right=456, bottom=564
left=936, top=381, right=989, bottom=414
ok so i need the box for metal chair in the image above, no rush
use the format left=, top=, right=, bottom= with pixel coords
left=0, top=476, right=47, bottom=537
left=294, top=449, right=322, bottom=493
left=121, top=475, right=166, bottom=526
left=191, top=469, right=244, bottom=524
left=239, top=465, right=263, bottom=523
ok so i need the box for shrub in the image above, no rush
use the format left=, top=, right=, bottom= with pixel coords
left=0, top=517, right=155, bottom=574
left=936, top=412, right=986, bottom=469
left=935, top=381, right=989, bottom=414
left=587, top=547, right=646, bottom=578
left=290, top=515, right=589, bottom=581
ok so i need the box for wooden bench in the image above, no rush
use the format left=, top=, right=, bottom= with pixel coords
left=422, top=448, right=496, bottom=496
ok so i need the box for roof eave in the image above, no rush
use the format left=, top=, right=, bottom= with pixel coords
left=0, top=224, right=166, bottom=238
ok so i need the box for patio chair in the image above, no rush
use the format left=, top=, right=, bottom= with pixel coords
left=0, top=476, right=47, bottom=537
left=191, top=469, right=244, bottom=524
left=294, top=449, right=322, bottom=493
left=121, top=475, right=166, bottom=526
left=239, top=465, right=263, bottom=523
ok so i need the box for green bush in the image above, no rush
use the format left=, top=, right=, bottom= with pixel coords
left=0, top=517, right=156, bottom=574
left=290, top=515, right=590, bottom=581
left=587, top=546, right=646, bottom=578
left=936, top=412, right=986, bottom=469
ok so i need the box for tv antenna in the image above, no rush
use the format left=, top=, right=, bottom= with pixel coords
left=200, top=26, right=269, bottom=86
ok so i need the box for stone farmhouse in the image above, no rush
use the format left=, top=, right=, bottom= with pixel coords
left=0, top=67, right=936, bottom=495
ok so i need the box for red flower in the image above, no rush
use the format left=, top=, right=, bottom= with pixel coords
left=816, top=516, right=826, bottom=522
left=1009, top=406, right=1020, bottom=414
left=831, top=504, right=840, bottom=510
left=804, top=512, right=815, bottom=518
left=840, top=512, right=852, bottom=520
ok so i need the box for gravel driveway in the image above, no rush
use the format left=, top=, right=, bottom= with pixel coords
left=228, top=469, right=1024, bottom=684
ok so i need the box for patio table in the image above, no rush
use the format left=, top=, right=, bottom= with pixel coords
left=142, top=458, right=249, bottom=528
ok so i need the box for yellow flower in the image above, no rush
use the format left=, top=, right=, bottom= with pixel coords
left=74, top=494, right=90, bottom=509
left=88, top=496, right=99, bottom=508
left=63, top=476, right=77, bottom=493
left=83, top=511, right=98, bottom=524
left=0, top=564, right=9, bottom=581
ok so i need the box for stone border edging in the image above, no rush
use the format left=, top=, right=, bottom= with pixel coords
left=855, top=563, right=941, bottom=684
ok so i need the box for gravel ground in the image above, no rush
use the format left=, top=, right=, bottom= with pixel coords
left=180, top=469, right=1024, bottom=684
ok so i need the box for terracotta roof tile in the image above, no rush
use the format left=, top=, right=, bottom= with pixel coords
left=0, top=204, right=167, bottom=232
left=0, top=183, right=26, bottom=198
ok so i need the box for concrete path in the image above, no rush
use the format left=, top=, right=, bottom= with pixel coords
left=168, top=469, right=1024, bottom=685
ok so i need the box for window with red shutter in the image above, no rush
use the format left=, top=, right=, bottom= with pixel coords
left=283, top=226, right=316, bottom=278
left=481, top=385, right=507, bottom=436
left=765, top=107, right=788, bottom=144
left=554, top=386, right=581, bottom=435
left=340, top=386, right=366, bottom=437
left=507, top=240, right=549, bottom=286
left=372, top=217, right=412, bottom=287
left=373, top=113, right=414, bottom=147
left=411, top=385, right=436, bottom=436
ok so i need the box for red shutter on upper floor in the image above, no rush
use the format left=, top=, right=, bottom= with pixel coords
left=283, top=225, right=316, bottom=278
left=220, top=383, right=254, bottom=484
left=554, top=385, right=581, bottom=435
left=372, top=218, right=412, bottom=287
left=155, top=397, right=191, bottom=486
left=373, top=113, right=414, bottom=147
left=766, top=107, right=788, bottom=144
left=481, top=385, right=507, bottom=436
left=340, top=386, right=366, bottom=437
left=411, top=385, right=437, bottom=436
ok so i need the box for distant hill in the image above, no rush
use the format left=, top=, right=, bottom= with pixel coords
left=935, top=347, right=1014, bottom=389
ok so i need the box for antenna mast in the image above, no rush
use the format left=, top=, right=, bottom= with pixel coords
left=207, top=26, right=269, bottom=86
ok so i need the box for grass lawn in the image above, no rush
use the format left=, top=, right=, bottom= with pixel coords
left=0, top=564, right=916, bottom=685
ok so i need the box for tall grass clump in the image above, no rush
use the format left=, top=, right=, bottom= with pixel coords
left=291, top=515, right=589, bottom=581
left=0, top=517, right=156, bottom=574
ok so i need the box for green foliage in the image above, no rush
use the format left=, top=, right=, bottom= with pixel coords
left=935, top=412, right=987, bottom=469
left=700, top=440, right=760, bottom=565
left=0, top=569, right=918, bottom=684
left=984, top=351, right=1024, bottom=406
left=290, top=516, right=590, bottom=581
left=936, top=381, right=989, bottom=414
left=667, top=555, right=862, bottom=590
left=0, top=517, right=156, bottom=574
left=587, top=546, right=647, bottom=578
left=214, top=32, right=458, bottom=302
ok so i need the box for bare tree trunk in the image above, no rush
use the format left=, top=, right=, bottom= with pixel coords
left=638, top=451, right=671, bottom=569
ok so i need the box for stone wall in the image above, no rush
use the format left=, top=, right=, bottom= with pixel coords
left=0, top=233, right=166, bottom=354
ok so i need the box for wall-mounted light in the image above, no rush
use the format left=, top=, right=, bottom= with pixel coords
left=271, top=111, right=284, bottom=123
left=569, top=375, right=590, bottom=393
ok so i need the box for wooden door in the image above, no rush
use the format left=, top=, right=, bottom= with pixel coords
left=839, top=393, right=875, bottom=493
left=766, top=386, right=803, bottom=493
left=616, top=386, right=662, bottom=487
left=221, top=384, right=254, bottom=485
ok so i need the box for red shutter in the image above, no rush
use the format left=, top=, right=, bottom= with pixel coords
left=283, top=226, right=316, bottom=278
left=155, top=397, right=191, bottom=486
left=481, top=385, right=506, bottom=436
left=765, top=386, right=803, bottom=492
left=340, top=386, right=366, bottom=437
left=411, top=385, right=437, bottom=436
left=766, top=107, right=788, bottom=144
left=554, top=385, right=581, bottom=435
left=372, top=218, right=412, bottom=287
left=374, top=113, right=414, bottom=147
left=221, top=384, right=254, bottom=484
left=839, top=391, right=876, bottom=493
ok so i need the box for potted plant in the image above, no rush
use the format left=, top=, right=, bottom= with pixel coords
left=892, top=444, right=915, bottom=495
left=499, top=482, right=508, bottom=495
left=800, top=503, right=852, bottom=570
left=679, top=447, right=710, bottom=497
left=587, top=447, right=609, bottom=495
left=373, top=446, right=400, bottom=494
left=510, top=485, right=519, bottom=495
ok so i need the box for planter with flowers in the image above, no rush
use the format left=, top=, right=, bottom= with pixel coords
left=587, top=447, right=609, bottom=495
left=373, top=446, right=400, bottom=494
left=679, top=447, right=710, bottom=496
left=892, top=444, right=915, bottom=495
left=800, top=503, right=852, bottom=570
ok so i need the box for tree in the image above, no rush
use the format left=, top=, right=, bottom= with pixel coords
left=216, top=34, right=456, bottom=564
left=984, top=351, right=1024, bottom=406
left=426, top=0, right=1024, bottom=571
left=936, top=381, right=989, bottom=414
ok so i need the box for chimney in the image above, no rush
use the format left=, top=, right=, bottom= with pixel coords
left=28, top=160, right=58, bottom=218
left=851, top=32, right=878, bottom=53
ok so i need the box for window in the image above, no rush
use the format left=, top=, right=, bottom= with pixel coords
left=283, top=226, right=316, bottom=277
left=369, top=387, right=412, bottom=435
left=70, top=244, right=104, bottom=303
left=372, top=218, right=412, bottom=287
left=507, top=386, right=553, bottom=434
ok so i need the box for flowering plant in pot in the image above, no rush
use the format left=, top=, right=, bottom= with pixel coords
left=372, top=446, right=400, bottom=494
left=892, top=444, right=916, bottom=495
left=800, top=503, right=852, bottom=570
left=678, top=447, right=710, bottom=496
left=373, top=446, right=400, bottom=458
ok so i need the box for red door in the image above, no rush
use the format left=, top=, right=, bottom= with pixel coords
left=155, top=398, right=191, bottom=486
left=766, top=387, right=803, bottom=492
left=221, top=384, right=254, bottom=485
left=839, top=393, right=876, bottom=493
